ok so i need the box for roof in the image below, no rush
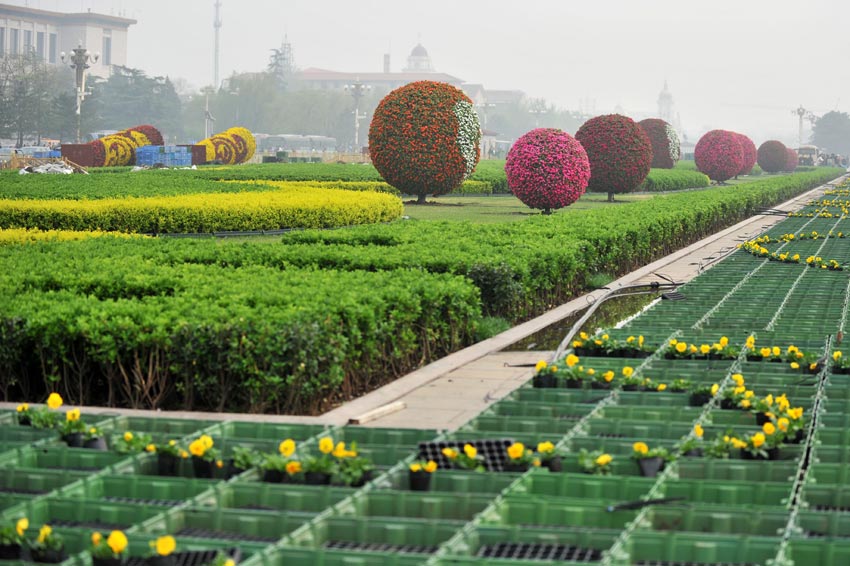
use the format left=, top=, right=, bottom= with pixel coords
left=297, top=67, right=464, bottom=84
left=0, top=3, right=136, bottom=27
left=410, top=43, right=429, bottom=57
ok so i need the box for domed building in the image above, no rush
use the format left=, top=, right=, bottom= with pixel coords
left=403, top=43, right=434, bottom=72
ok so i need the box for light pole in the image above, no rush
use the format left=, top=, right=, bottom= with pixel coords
left=792, top=105, right=815, bottom=148
left=61, top=43, right=99, bottom=143
left=344, top=79, right=371, bottom=150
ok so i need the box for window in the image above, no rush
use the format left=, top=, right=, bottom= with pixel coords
left=102, top=36, right=112, bottom=66
left=0, top=28, right=5, bottom=57
left=48, top=33, right=56, bottom=63
left=23, top=30, right=31, bottom=53
left=9, top=28, right=18, bottom=55
left=36, top=31, right=44, bottom=59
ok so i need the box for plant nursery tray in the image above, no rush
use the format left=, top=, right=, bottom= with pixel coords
left=475, top=542, right=603, bottom=561
left=323, top=541, right=439, bottom=554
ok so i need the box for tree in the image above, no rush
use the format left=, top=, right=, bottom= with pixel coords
left=811, top=111, right=850, bottom=155
left=0, top=50, right=66, bottom=146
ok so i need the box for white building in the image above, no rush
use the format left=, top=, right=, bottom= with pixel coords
left=0, top=3, right=135, bottom=77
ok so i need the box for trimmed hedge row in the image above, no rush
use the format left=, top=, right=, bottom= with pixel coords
left=0, top=186, right=403, bottom=233
left=637, top=169, right=710, bottom=192
left=0, top=243, right=480, bottom=414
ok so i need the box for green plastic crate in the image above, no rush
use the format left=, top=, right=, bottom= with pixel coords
left=513, top=470, right=654, bottom=502
left=584, top=419, right=691, bottom=440
left=376, top=468, right=518, bottom=494
left=678, top=459, right=798, bottom=482
left=459, top=415, right=576, bottom=436
left=663, top=479, right=792, bottom=507
left=3, top=496, right=166, bottom=529
left=60, top=474, right=215, bottom=505
left=333, top=427, right=437, bottom=447
left=625, top=532, right=783, bottom=565
left=338, top=491, right=493, bottom=521
left=0, top=425, right=60, bottom=444
left=647, top=505, right=788, bottom=536
left=479, top=495, right=637, bottom=530
left=801, top=484, right=850, bottom=510
left=212, top=421, right=330, bottom=442
left=437, top=524, right=620, bottom=558
left=512, top=389, right=611, bottom=405
left=288, top=515, right=464, bottom=552
left=0, top=446, right=127, bottom=472
left=249, top=547, right=423, bottom=566
left=0, top=467, right=88, bottom=495
left=598, top=406, right=703, bottom=423
left=807, top=462, right=850, bottom=484
left=98, top=416, right=217, bottom=437
left=786, top=539, right=850, bottom=565
left=797, top=510, right=850, bottom=537
left=489, top=400, right=594, bottom=421
left=195, top=482, right=350, bottom=513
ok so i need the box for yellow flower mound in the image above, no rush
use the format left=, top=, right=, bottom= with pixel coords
left=0, top=185, right=403, bottom=233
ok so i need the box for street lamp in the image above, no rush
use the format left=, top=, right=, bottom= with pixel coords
left=792, top=105, right=816, bottom=148
left=343, top=79, right=372, bottom=150
left=61, top=43, right=99, bottom=143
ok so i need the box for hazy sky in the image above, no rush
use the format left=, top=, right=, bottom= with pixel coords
left=10, top=0, right=850, bottom=145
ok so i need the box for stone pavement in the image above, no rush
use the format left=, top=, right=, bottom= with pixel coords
left=2, top=176, right=844, bottom=430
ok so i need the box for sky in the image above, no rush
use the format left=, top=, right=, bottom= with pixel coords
left=9, top=0, right=850, bottom=145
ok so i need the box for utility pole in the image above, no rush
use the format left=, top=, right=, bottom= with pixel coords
left=344, top=79, right=371, bottom=150
left=61, top=43, right=99, bottom=143
left=792, top=105, right=815, bottom=147
left=213, top=0, right=222, bottom=89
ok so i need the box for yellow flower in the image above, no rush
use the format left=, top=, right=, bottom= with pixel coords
left=638, top=336, right=644, bottom=348
left=146, top=444, right=156, bottom=453
left=566, top=354, right=579, bottom=368
left=537, top=441, right=555, bottom=454
left=772, top=346, right=781, bottom=357
left=689, top=344, right=698, bottom=354
left=626, top=336, right=635, bottom=344
left=533, top=459, right=541, bottom=467
left=409, top=463, right=422, bottom=472
left=154, top=535, right=176, bottom=557
left=733, top=386, right=745, bottom=395
left=763, top=422, right=776, bottom=436
left=333, top=442, right=348, bottom=459
left=796, top=351, right=804, bottom=359
left=787, top=345, right=799, bottom=354
left=46, top=393, right=63, bottom=410
left=603, top=371, right=614, bottom=382
left=463, top=444, right=478, bottom=459
left=700, top=344, right=711, bottom=355
left=745, top=336, right=755, bottom=349
left=580, top=332, right=589, bottom=340
left=572, top=340, right=583, bottom=348
left=777, top=418, right=789, bottom=432
left=834, top=351, right=843, bottom=361
left=586, top=368, right=595, bottom=376
left=319, top=437, right=334, bottom=454
left=188, top=440, right=205, bottom=457
left=507, top=442, right=525, bottom=460
left=760, top=347, right=772, bottom=358
left=602, top=334, right=609, bottom=340
left=89, top=427, right=97, bottom=435
left=279, top=439, right=296, bottom=457
left=740, top=399, right=751, bottom=409
left=285, top=461, right=302, bottom=475
left=179, top=450, right=189, bottom=459
left=16, top=403, right=28, bottom=413
left=657, top=384, right=667, bottom=392
left=595, top=454, right=612, bottom=466
left=442, top=447, right=458, bottom=459
left=764, top=394, right=774, bottom=406
left=424, top=460, right=438, bottom=473
left=123, top=432, right=133, bottom=442
left=744, top=390, right=754, bottom=399
left=16, top=518, right=28, bottom=537
left=199, top=435, right=214, bottom=450
left=732, top=374, right=744, bottom=387
left=224, top=560, right=235, bottom=566
left=789, top=407, right=804, bottom=420
left=731, top=438, right=747, bottom=449
left=37, top=525, right=51, bottom=544
left=675, top=342, right=687, bottom=353
left=66, top=408, right=81, bottom=422
left=751, top=433, right=765, bottom=448
left=790, top=362, right=800, bottom=370
left=622, top=366, right=634, bottom=378
left=719, top=336, right=729, bottom=347
left=92, top=532, right=103, bottom=546
left=535, top=360, right=548, bottom=372
left=810, top=363, right=818, bottom=371
left=710, top=383, right=719, bottom=395
left=216, top=460, right=224, bottom=469
left=107, top=531, right=128, bottom=554
left=633, top=442, right=649, bottom=455
left=694, top=424, right=704, bottom=438
left=168, top=440, right=176, bottom=447
left=669, top=339, right=678, bottom=346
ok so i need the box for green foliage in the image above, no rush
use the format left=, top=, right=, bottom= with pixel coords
left=474, top=316, right=512, bottom=342
left=812, top=111, right=850, bottom=155
left=637, top=169, right=710, bottom=192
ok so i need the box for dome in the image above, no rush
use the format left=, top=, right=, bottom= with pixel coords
left=410, top=43, right=429, bottom=57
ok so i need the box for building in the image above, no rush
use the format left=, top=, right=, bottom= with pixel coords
left=0, top=3, right=135, bottom=77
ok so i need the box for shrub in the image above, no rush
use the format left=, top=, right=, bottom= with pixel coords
left=369, top=81, right=481, bottom=202
left=638, top=169, right=710, bottom=192
left=638, top=118, right=680, bottom=169
left=735, top=133, right=757, bottom=176
left=784, top=148, right=798, bottom=172
left=505, top=128, right=590, bottom=213
left=757, top=140, right=788, bottom=173
left=576, top=114, right=653, bottom=201
left=694, top=130, right=743, bottom=182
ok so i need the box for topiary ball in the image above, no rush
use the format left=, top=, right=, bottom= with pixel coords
left=638, top=118, right=680, bottom=169
left=575, top=114, right=652, bottom=200
left=757, top=140, right=788, bottom=173
left=505, top=128, right=590, bottom=214
left=784, top=148, right=798, bottom=172
left=694, top=130, right=743, bottom=182
left=734, top=133, right=757, bottom=176
left=369, top=81, right=481, bottom=202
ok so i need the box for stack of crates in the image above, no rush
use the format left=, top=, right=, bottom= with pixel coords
left=135, top=145, right=192, bottom=167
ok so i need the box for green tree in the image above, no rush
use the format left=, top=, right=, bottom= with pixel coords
left=0, top=50, right=67, bottom=146
left=811, top=111, right=850, bottom=155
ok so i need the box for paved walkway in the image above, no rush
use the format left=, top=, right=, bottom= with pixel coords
left=3, top=176, right=843, bottom=429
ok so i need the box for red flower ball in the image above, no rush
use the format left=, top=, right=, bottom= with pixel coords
left=784, top=148, right=798, bottom=172
left=757, top=140, right=788, bottom=173
left=369, top=81, right=481, bottom=199
left=575, top=114, right=652, bottom=196
left=734, top=133, right=757, bottom=175
left=694, top=130, right=743, bottom=182
left=638, top=118, right=680, bottom=169
left=506, top=128, right=590, bottom=213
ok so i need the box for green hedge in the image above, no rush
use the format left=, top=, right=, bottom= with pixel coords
left=637, top=169, right=710, bottom=192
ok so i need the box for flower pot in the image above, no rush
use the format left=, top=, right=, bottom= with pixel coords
left=304, top=471, right=331, bottom=485
left=740, top=447, right=780, bottom=461
left=192, top=456, right=215, bottom=479
left=564, top=379, right=582, bottom=389
left=408, top=470, right=432, bottom=491
left=755, top=413, right=771, bottom=426
left=17, top=415, right=31, bottom=426
left=350, top=469, right=374, bottom=488
left=157, top=453, right=179, bottom=477
left=0, top=544, right=21, bottom=560
left=542, top=456, right=563, bottom=472
left=63, top=432, right=84, bottom=447
left=573, top=347, right=589, bottom=357
left=637, top=457, right=665, bottom=478
left=590, top=382, right=611, bottom=390
left=225, top=460, right=247, bottom=480
left=84, top=436, right=108, bottom=451
left=622, top=384, right=640, bottom=391
left=93, top=557, right=124, bottom=566
left=262, top=469, right=283, bottom=483
left=719, top=398, right=737, bottom=410
left=502, top=462, right=529, bottom=473
left=790, top=430, right=805, bottom=444
left=146, top=556, right=174, bottom=566
left=31, top=548, right=67, bottom=563
left=683, top=448, right=703, bottom=458
left=532, top=374, right=556, bottom=389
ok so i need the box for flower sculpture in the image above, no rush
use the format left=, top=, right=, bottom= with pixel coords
left=694, top=130, right=743, bottom=182
left=198, top=127, right=257, bottom=165
left=734, top=133, right=757, bottom=176
left=505, top=128, right=590, bottom=214
left=86, top=124, right=164, bottom=167
left=784, top=147, right=798, bottom=172
left=369, top=80, right=481, bottom=203
left=575, top=114, right=652, bottom=201
left=757, top=140, right=788, bottom=173
left=638, top=118, right=680, bottom=169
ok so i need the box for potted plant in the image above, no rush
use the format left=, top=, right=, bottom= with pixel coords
left=90, top=531, right=128, bottom=566
left=0, top=518, right=28, bottom=560
left=577, top=449, right=612, bottom=475
left=209, top=552, right=236, bottom=566
left=632, top=442, right=672, bottom=477
left=16, top=403, right=31, bottom=426
left=29, top=393, right=64, bottom=431
left=335, top=442, right=375, bottom=487
left=535, top=441, right=563, bottom=472
left=688, top=383, right=718, bottom=407
left=679, top=424, right=704, bottom=457
left=532, top=360, right=557, bottom=388
left=147, top=535, right=176, bottom=566
left=227, top=446, right=261, bottom=479
left=752, top=394, right=776, bottom=425
left=783, top=406, right=805, bottom=443
left=592, top=370, right=615, bottom=390
left=29, top=525, right=65, bottom=564
left=113, top=431, right=151, bottom=455
left=704, top=434, right=738, bottom=459
left=669, top=379, right=690, bottom=393
left=619, top=373, right=644, bottom=391
left=618, top=335, right=652, bottom=358
left=150, top=440, right=183, bottom=476
left=665, top=339, right=693, bottom=360
left=503, top=442, right=535, bottom=472
left=408, top=460, right=438, bottom=491
left=60, top=408, right=86, bottom=447
left=188, top=435, right=220, bottom=479
left=740, top=431, right=777, bottom=460
left=84, top=426, right=108, bottom=451
left=442, top=444, right=485, bottom=472
left=303, top=437, right=337, bottom=485
left=832, top=350, right=850, bottom=374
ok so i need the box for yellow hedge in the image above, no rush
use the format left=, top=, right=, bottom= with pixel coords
left=0, top=228, right=145, bottom=244
left=0, top=185, right=403, bottom=233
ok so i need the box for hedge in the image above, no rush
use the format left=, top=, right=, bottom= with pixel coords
left=637, top=169, right=710, bottom=192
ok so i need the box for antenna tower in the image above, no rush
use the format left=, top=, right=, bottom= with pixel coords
left=213, top=0, right=222, bottom=89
